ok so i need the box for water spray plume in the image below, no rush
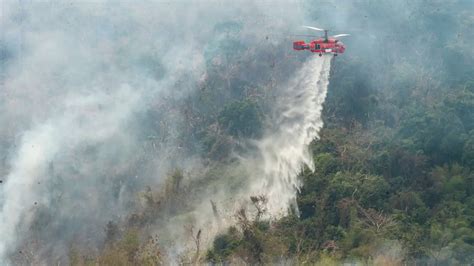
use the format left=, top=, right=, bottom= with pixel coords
left=245, top=55, right=332, bottom=216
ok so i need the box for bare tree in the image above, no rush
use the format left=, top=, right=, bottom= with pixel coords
left=250, top=195, right=268, bottom=221
left=184, top=225, right=202, bottom=265
left=338, top=198, right=396, bottom=234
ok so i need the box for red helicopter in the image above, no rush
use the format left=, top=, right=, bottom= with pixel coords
left=293, top=26, right=350, bottom=56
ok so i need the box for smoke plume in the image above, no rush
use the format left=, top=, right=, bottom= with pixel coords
left=0, top=0, right=321, bottom=263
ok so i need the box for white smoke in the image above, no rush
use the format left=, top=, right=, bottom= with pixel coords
left=0, top=86, right=142, bottom=261
left=0, top=0, right=329, bottom=263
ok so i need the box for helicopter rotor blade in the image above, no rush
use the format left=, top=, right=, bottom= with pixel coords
left=302, top=25, right=325, bottom=32
left=292, top=34, right=320, bottom=38
left=332, top=34, right=350, bottom=38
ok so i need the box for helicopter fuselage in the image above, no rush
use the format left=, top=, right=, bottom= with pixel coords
left=293, top=38, right=346, bottom=55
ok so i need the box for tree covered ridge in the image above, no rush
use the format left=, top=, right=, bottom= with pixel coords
left=78, top=53, right=474, bottom=265
left=206, top=56, right=474, bottom=264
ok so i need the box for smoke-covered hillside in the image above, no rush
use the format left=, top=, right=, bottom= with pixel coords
left=1, top=0, right=473, bottom=265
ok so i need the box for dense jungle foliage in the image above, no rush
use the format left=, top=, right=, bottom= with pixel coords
left=206, top=64, right=474, bottom=265
left=204, top=2, right=474, bottom=264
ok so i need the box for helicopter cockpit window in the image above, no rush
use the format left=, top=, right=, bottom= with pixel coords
left=316, top=44, right=320, bottom=49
